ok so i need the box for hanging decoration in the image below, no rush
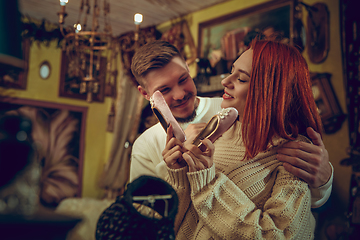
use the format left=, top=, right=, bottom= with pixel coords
left=20, top=16, right=67, bottom=47
left=57, top=0, right=117, bottom=103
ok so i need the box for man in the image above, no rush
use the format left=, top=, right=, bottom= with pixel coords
left=130, top=40, right=333, bottom=208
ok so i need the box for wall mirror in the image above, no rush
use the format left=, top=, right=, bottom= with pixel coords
left=39, top=61, right=51, bottom=80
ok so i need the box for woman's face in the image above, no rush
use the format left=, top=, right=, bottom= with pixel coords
left=221, top=49, right=253, bottom=122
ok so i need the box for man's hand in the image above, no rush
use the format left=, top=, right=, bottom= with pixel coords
left=183, top=139, right=214, bottom=172
left=162, top=124, right=187, bottom=169
left=277, top=127, right=331, bottom=188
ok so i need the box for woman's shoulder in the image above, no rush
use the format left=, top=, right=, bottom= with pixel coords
left=271, top=134, right=311, bottom=147
left=258, top=134, right=312, bottom=158
left=295, top=134, right=312, bottom=144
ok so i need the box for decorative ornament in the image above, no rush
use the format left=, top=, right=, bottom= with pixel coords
left=303, top=2, right=330, bottom=64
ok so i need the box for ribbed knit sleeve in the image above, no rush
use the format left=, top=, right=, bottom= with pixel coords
left=166, top=166, right=189, bottom=189
left=187, top=164, right=216, bottom=194
left=165, top=166, right=192, bottom=233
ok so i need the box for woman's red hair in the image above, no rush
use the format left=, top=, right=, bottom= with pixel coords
left=242, top=40, right=323, bottom=160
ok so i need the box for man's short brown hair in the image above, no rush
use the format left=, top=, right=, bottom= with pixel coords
left=131, top=40, right=183, bottom=87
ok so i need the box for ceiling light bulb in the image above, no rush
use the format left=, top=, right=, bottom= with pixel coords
left=60, top=0, right=69, bottom=6
left=134, top=13, right=143, bottom=25
left=74, top=23, right=82, bottom=33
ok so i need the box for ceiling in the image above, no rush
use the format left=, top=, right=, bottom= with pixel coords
left=18, top=0, right=229, bottom=37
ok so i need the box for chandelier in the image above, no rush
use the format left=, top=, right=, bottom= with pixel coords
left=57, top=0, right=143, bottom=102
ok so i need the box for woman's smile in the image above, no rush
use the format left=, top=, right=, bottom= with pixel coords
left=220, top=49, right=252, bottom=119
left=222, top=91, right=234, bottom=99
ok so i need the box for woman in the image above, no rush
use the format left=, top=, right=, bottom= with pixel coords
left=163, top=39, right=322, bottom=239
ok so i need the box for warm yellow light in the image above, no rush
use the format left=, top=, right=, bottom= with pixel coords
left=134, top=13, right=143, bottom=25
left=74, top=23, right=82, bottom=33
left=60, top=0, right=69, bottom=6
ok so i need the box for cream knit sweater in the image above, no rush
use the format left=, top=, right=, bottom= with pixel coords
left=166, top=121, right=315, bottom=240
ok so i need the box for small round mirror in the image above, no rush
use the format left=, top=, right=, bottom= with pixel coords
left=39, top=61, right=51, bottom=79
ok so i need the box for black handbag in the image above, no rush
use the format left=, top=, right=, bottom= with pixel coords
left=96, top=175, right=179, bottom=240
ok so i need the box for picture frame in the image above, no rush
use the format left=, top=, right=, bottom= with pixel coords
left=310, top=72, right=346, bottom=134
left=0, top=97, right=87, bottom=204
left=197, top=0, right=296, bottom=75
left=59, top=50, right=106, bottom=102
left=0, top=38, right=30, bottom=89
left=161, top=20, right=197, bottom=65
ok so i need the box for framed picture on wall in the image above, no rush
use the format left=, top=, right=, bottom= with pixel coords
left=311, top=72, right=346, bottom=134
left=59, top=51, right=106, bottom=102
left=197, top=0, right=296, bottom=75
left=0, top=97, right=87, bottom=206
left=0, top=38, right=30, bottom=89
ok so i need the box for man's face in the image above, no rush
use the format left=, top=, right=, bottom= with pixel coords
left=138, top=57, right=197, bottom=121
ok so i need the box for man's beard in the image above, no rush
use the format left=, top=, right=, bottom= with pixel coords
left=175, top=109, right=197, bottom=123
left=171, top=94, right=198, bottom=123
left=174, top=98, right=198, bottom=123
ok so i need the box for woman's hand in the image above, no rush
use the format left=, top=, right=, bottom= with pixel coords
left=162, top=124, right=187, bottom=169
left=184, top=122, right=207, bottom=144
left=183, top=138, right=214, bottom=172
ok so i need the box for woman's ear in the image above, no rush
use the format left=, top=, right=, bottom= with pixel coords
left=138, top=85, right=150, bottom=101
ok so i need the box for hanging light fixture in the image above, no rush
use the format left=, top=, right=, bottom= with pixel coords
left=57, top=0, right=117, bottom=102
left=134, top=13, right=143, bottom=42
left=118, top=13, right=144, bottom=54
